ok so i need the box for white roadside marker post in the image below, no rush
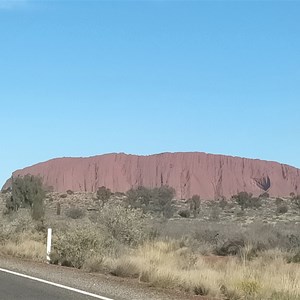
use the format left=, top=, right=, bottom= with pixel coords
left=46, top=228, right=52, bottom=263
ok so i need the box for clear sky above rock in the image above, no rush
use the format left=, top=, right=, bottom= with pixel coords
left=0, top=0, right=299, bottom=186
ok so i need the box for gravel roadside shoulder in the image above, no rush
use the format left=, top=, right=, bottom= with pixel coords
left=0, top=256, right=205, bottom=300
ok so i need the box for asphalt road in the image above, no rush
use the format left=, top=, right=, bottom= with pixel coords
left=0, top=256, right=188, bottom=300
left=0, top=269, right=111, bottom=300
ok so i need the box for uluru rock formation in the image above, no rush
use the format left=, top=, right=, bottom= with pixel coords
left=2, top=152, right=300, bottom=199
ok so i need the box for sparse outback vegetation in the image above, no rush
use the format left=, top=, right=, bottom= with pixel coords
left=1, top=188, right=300, bottom=299
left=232, top=192, right=262, bottom=211
left=126, top=185, right=175, bottom=218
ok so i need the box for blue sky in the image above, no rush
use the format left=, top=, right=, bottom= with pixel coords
left=0, top=0, right=299, bottom=186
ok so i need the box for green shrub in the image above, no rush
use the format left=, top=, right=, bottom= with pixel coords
left=189, top=195, right=200, bottom=218
left=232, top=192, right=251, bottom=210
left=219, top=197, right=228, bottom=210
left=10, top=175, right=45, bottom=221
left=126, top=186, right=152, bottom=210
left=97, top=202, right=146, bottom=246
left=292, top=195, right=300, bottom=210
left=126, top=185, right=175, bottom=218
left=96, top=186, right=111, bottom=206
left=214, top=239, right=245, bottom=256
left=288, top=250, right=300, bottom=263
left=209, top=206, right=221, bottom=221
left=178, top=209, right=190, bottom=218
left=65, top=207, right=85, bottom=219
left=276, top=204, right=288, bottom=214
left=51, top=227, right=105, bottom=268
left=275, top=197, right=284, bottom=206
left=232, top=192, right=261, bottom=210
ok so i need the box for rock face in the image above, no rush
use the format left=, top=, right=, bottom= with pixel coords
left=3, top=152, right=300, bottom=199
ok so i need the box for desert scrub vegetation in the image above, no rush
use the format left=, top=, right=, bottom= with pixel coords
left=1, top=212, right=300, bottom=299
left=50, top=225, right=110, bottom=268
left=49, top=200, right=148, bottom=268
left=102, top=240, right=300, bottom=299
left=232, top=192, right=262, bottom=211
left=1, top=188, right=300, bottom=299
left=126, top=185, right=175, bottom=218
left=48, top=219, right=300, bottom=299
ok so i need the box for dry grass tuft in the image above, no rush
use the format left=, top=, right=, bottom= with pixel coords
left=0, top=238, right=46, bottom=261
left=104, top=240, right=300, bottom=299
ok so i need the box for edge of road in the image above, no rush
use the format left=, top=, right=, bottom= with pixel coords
left=0, top=255, right=201, bottom=300
left=0, top=267, right=114, bottom=300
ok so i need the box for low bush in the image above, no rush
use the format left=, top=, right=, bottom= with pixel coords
left=178, top=209, right=190, bottom=218
left=96, top=202, right=147, bottom=246
left=209, top=206, right=221, bottom=221
left=214, top=239, right=245, bottom=256
left=218, top=197, right=228, bottom=210
left=96, top=186, right=111, bottom=206
left=275, top=197, right=284, bottom=206
left=188, top=195, right=201, bottom=218
left=288, top=250, right=300, bottom=264
left=126, top=185, right=175, bottom=218
left=232, top=192, right=262, bottom=210
left=276, top=204, right=288, bottom=214
left=292, top=195, right=300, bottom=210
left=51, top=226, right=108, bottom=268
left=65, top=207, right=85, bottom=219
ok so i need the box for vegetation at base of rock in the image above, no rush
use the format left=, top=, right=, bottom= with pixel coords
left=188, top=194, right=201, bottom=218
left=232, top=192, right=262, bottom=210
left=126, top=185, right=175, bottom=218
left=96, top=186, right=112, bottom=206
left=292, top=194, right=300, bottom=210
left=276, top=203, right=288, bottom=214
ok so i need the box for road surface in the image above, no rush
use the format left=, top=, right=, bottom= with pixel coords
left=0, top=268, right=112, bottom=300
left=0, top=256, right=193, bottom=300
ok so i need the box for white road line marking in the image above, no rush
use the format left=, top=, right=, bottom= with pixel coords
left=0, top=267, right=114, bottom=300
